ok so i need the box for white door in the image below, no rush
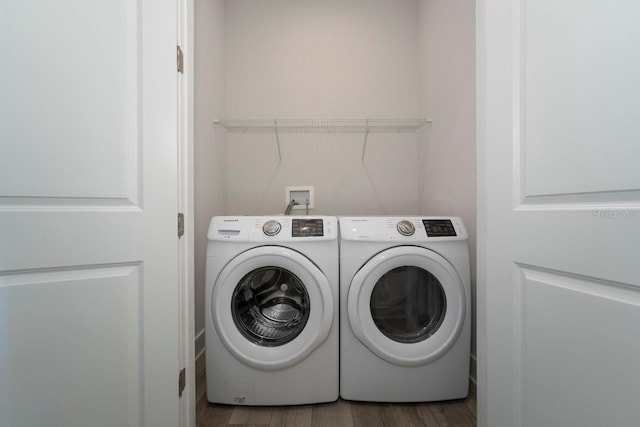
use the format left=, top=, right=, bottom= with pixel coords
left=0, top=2, right=179, bottom=427
left=478, top=1, right=640, bottom=426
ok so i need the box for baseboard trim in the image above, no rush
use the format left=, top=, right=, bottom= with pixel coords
left=470, top=353, right=477, bottom=387
left=195, top=328, right=205, bottom=360
left=196, top=347, right=205, bottom=365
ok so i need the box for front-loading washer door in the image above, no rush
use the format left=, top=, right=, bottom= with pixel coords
left=212, top=246, right=333, bottom=370
left=348, top=246, right=466, bottom=367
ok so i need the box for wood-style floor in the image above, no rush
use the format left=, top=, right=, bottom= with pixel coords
left=196, top=354, right=477, bottom=427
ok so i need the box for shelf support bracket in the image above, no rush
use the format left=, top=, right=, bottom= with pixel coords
left=273, top=119, right=282, bottom=163
left=361, top=119, right=370, bottom=161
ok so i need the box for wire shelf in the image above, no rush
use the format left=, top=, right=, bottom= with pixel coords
left=214, top=118, right=431, bottom=133
left=213, top=118, right=432, bottom=163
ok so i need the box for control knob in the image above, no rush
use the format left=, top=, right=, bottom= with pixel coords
left=396, top=220, right=415, bottom=236
left=262, top=220, right=282, bottom=236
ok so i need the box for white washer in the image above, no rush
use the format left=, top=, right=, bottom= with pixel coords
left=339, top=216, right=471, bottom=402
left=205, top=216, right=339, bottom=405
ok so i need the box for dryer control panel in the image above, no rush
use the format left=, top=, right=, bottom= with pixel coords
left=208, top=216, right=337, bottom=242
left=339, top=216, right=468, bottom=242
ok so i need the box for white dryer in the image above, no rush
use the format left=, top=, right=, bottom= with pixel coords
left=205, top=216, right=338, bottom=405
left=339, top=216, right=471, bottom=402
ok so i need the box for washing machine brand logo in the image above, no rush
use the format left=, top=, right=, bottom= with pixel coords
left=223, top=219, right=239, bottom=222
left=351, top=219, right=368, bottom=222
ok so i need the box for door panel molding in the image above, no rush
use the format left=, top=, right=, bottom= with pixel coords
left=514, top=264, right=640, bottom=426
left=0, top=196, right=143, bottom=212
left=0, top=262, right=144, bottom=427
left=0, top=1, right=142, bottom=206
left=514, top=0, right=640, bottom=207
left=515, top=190, right=640, bottom=210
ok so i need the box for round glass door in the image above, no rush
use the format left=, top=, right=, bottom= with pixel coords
left=348, top=246, right=466, bottom=366
left=212, top=246, right=333, bottom=370
left=370, top=266, right=446, bottom=344
left=232, top=266, right=310, bottom=347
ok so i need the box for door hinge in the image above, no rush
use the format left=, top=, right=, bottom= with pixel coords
left=177, top=45, right=184, bottom=73
left=178, top=212, right=184, bottom=238
left=178, top=367, right=186, bottom=397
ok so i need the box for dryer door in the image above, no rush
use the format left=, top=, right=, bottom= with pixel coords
left=348, top=246, right=466, bottom=366
left=212, top=246, right=333, bottom=370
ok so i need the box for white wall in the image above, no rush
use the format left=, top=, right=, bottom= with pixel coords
left=194, top=0, right=226, bottom=356
left=418, top=0, right=477, bottom=381
left=224, top=0, right=423, bottom=215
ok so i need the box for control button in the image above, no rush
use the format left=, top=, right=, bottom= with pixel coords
left=262, top=220, right=281, bottom=236
left=396, top=220, right=415, bottom=236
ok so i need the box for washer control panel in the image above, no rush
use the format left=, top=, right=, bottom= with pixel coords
left=292, top=218, right=324, bottom=237
left=422, top=219, right=457, bottom=237
left=208, top=216, right=337, bottom=242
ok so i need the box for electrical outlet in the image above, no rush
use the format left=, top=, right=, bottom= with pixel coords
left=285, top=186, right=314, bottom=210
